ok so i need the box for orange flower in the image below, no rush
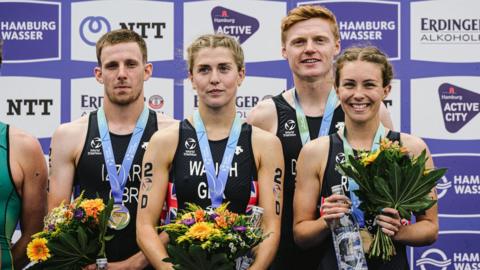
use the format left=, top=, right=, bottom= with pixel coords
left=194, top=209, right=205, bottom=222
left=27, top=238, right=51, bottom=262
left=227, top=212, right=238, bottom=225
left=64, top=209, right=73, bottom=220
left=215, top=216, right=228, bottom=228
left=80, top=198, right=105, bottom=219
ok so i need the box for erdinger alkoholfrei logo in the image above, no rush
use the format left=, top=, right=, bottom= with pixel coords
left=311, top=1, right=400, bottom=60
left=148, top=95, right=164, bottom=110
left=0, top=1, right=60, bottom=63
left=80, top=16, right=111, bottom=46
left=211, top=6, right=259, bottom=44
left=416, top=248, right=452, bottom=270
left=436, top=176, right=452, bottom=199
left=438, top=83, right=480, bottom=133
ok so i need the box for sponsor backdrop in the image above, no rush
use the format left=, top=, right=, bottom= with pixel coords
left=0, top=0, right=479, bottom=268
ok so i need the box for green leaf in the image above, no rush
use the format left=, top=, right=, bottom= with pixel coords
left=166, top=244, right=199, bottom=270
left=77, top=226, right=88, bottom=250
left=389, top=161, right=402, bottom=202
left=209, top=253, right=230, bottom=270
left=57, top=232, right=83, bottom=256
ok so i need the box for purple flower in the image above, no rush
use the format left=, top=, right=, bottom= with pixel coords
left=48, top=224, right=55, bottom=232
left=209, top=213, right=219, bottom=221
left=182, top=218, right=195, bottom=226
left=74, top=209, right=84, bottom=220
left=233, top=226, right=246, bottom=232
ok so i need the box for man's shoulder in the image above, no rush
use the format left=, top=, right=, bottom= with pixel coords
left=247, top=97, right=278, bottom=133
left=8, top=126, right=42, bottom=153
left=155, top=112, right=179, bottom=130
left=55, top=115, right=89, bottom=135
left=51, top=115, right=89, bottom=152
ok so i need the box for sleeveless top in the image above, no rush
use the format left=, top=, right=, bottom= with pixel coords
left=74, top=110, right=157, bottom=267
left=0, top=122, right=21, bottom=270
left=165, top=120, right=258, bottom=221
left=271, top=93, right=345, bottom=270
left=318, top=131, right=408, bottom=270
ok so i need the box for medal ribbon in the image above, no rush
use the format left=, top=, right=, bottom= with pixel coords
left=292, top=88, right=338, bottom=145
left=98, top=106, right=149, bottom=205
left=194, top=111, right=242, bottom=208
left=342, top=123, right=385, bottom=227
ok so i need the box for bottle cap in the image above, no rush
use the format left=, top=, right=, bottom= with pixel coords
left=331, top=185, right=344, bottom=195
left=251, top=206, right=264, bottom=215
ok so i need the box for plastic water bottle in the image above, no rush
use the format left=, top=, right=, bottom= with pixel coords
left=330, top=185, right=368, bottom=270
left=236, top=206, right=264, bottom=270
left=96, top=258, right=108, bottom=270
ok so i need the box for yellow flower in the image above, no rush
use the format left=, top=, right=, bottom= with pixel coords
left=186, top=222, right=218, bottom=241
left=80, top=199, right=105, bottom=219
left=27, top=238, right=51, bottom=262
left=361, top=150, right=380, bottom=166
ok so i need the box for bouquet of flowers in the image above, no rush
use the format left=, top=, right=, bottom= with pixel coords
left=27, top=193, right=114, bottom=269
left=161, top=203, right=267, bottom=270
left=336, top=138, right=446, bottom=262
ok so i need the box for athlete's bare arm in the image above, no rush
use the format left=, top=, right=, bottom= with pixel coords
left=293, top=136, right=351, bottom=249
left=249, top=127, right=284, bottom=269
left=9, top=127, right=48, bottom=269
left=47, top=116, right=88, bottom=211
left=247, top=98, right=278, bottom=134
left=137, top=124, right=179, bottom=270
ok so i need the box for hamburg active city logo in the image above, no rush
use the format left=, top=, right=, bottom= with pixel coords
left=80, top=16, right=111, bottom=46
left=416, top=248, right=452, bottom=270
left=438, top=83, right=480, bottom=133
left=211, top=6, right=259, bottom=44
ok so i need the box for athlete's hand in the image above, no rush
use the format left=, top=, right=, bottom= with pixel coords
left=82, top=264, right=95, bottom=270
left=320, top=194, right=351, bottom=227
left=375, top=208, right=402, bottom=239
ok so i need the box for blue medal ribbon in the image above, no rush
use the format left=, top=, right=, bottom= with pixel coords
left=193, top=111, right=242, bottom=208
left=97, top=106, right=149, bottom=205
left=341, top=123, right=385, bottom=227
left=292, top=88, right=338, bottom=145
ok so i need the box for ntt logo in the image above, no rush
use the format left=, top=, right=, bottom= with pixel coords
left=79, top=16, right=111, bottom=46
left=416, top=248, right=452, bottom=270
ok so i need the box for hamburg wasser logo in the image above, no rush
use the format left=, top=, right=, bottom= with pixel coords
left=80, top=16, right=111, bottom=46
left=416, top=248, right=452, bottom=270
left=436, top=176, right=452, bottom=199
left=0, top=1, right=61, bottom=62
left=211, top=6, right=259, bottom=44
left=315, top=1, right=400, bottom=60
left=438, top=83, right=480, bottom=133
